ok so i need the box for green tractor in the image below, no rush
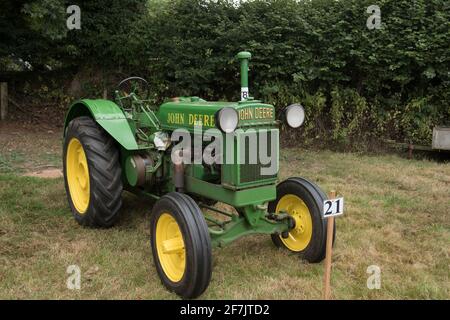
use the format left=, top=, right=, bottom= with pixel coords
left=63, top=52, right=334, bottom=298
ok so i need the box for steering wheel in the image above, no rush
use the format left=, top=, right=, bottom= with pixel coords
left=116, top=76, right=150, bottom=101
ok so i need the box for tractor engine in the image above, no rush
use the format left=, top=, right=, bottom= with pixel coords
left=157, top=97, right=280, bottom=190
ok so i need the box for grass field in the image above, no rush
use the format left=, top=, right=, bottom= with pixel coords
left=0, top=124, right=449, bottom=299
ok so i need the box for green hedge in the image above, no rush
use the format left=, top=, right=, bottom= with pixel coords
left=2, top=0, right=449, bottom=146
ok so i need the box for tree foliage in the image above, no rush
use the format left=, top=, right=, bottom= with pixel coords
left=1, top=0, right=449, bottom=146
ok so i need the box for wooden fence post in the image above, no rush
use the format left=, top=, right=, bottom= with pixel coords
left=323, top=190, right=336, bottom=300
left=0, top=82, right=7, bottom=121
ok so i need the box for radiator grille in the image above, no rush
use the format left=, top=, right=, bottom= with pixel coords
left=238, top=130, right=278, bottom=184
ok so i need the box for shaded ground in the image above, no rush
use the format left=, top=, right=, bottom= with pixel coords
left=0, top=122, right=449, bottom=299
left=0, top=122, right=62, bottom=175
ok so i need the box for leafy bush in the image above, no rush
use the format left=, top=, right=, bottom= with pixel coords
left=2, top=0, right=449, bottom=148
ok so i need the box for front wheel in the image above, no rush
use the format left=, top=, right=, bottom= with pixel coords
left=268, top=177, right=335, bottom=263
left=150, top=192, right=212, bottom=299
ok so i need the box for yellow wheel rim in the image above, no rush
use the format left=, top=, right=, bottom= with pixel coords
left=66, top=138, right=90, bottom=214
left=276, top=194, right=313, bottom=251
left=155, top=213, right=186, bottom=282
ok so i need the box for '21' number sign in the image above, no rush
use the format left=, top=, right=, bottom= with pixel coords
left=323, top=197, right=344, bottom=218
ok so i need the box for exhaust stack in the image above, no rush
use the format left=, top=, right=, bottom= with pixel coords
left=237, top=51, right=251, bottom=101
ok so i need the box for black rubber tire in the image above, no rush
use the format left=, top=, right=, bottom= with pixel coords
left=63, top=116, right=123, bottom=227
left=268, top=177, right=335, bottom=263
left=150, top=192, right=212, bottom=299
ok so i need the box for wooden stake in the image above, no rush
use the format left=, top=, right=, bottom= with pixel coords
left=0, top=82, right=7, bottom=121
left=323, top=190, right=336, bottom=300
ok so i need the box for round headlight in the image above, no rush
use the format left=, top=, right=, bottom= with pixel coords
left=285, top=104, right=305, bottom=128
left=216, top=107, right=239, bottom=133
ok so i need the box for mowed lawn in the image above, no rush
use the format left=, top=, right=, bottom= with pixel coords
left=0, top=125, right=449, bottom=299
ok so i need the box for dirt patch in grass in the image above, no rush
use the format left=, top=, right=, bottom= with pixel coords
left=0, top=124, right=449, bottom=299
left=23, top=168, right=63, bottom=179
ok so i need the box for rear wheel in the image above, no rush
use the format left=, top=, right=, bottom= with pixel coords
left=63, top=116, right=123, bottom=227
left=269, top=177, right=334, bottom=263
left=150, top=192, right=212, bottom=299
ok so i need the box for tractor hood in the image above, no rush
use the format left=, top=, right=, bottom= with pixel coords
left=157, top=97, right=276, bottom=132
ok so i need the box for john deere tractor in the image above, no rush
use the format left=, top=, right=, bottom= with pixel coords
left=63, top=52, right=334, bottom=298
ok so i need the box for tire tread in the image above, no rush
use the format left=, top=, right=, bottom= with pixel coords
left=63, top=116, right=123, bottom=228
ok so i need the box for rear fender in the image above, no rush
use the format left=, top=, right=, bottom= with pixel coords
left=64, top=99, right=139, bottom=150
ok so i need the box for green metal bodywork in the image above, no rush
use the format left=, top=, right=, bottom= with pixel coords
left=63, top=52, right=293, bottom=247
left=185, top=176, right=276, bottom=206
left=157, top=98, right=276, bottom=132
left=64, top=99, right=140, bottom=150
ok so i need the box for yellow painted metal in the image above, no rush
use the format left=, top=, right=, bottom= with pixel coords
left=66, top=138, right=90, bottom=214
left=155, top=213, right=186, bottom=282
left=276, top=194, right=312, bottom=251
